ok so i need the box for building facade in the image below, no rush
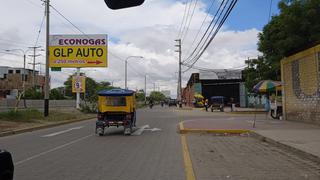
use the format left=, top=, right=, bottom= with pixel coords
left=182, top=70, right=246, bottom=107
left=0, top=66, right=45, bottom=98
left=281, top=44, right=320, bottom=125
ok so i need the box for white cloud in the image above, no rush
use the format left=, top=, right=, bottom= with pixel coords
left=0, top=0, right=261, bottom=97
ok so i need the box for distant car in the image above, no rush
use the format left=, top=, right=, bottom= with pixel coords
left=168, top=99, right=177, bottom=107
left=210, top=96, right=225, bottom=112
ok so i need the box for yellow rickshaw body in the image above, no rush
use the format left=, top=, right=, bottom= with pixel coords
left=98, top=95, right=136, bottom=114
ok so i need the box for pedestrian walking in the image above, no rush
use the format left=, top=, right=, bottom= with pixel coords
left=204, top=99, right=208, bottom=112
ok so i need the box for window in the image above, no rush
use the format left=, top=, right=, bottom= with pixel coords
left=8, top=70, right=13, bottom=74
left=16, top=70, right=21, bottom=74
left=106, top=96, right=126, bottom=106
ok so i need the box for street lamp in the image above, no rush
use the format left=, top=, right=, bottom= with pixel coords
left=5, top=48, right=33, bottom=108
left=125, top=56, right=143, bottom=89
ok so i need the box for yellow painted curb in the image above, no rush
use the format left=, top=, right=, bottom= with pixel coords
left=178, top=122, right=252, bottom=134
left=226, top=111, right=267, bottom=115
left=181, top=134, right=196, bottom=180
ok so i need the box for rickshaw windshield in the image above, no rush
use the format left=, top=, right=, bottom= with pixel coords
left=106, top=96, right=127, bottom=106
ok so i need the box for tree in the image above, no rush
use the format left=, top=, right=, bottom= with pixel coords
left=24, top=87, right=44, bottom=99
left=136, top=89, right=146, bottom=102
left=242, top=57, right=274, bottom=91
left=258, top=0, right=320, bottom=66
left=244, top=0, right=320, bottom=89
left=50, top=87, right=65, bottom=100
left=149, top=91, right=166, bottom=102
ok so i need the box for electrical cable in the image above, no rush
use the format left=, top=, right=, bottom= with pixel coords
left=34, top=14, right=46, bottom=47
left=183, top=0, right=237, bottom=72
left=50, top=5, right=87, bottom=35
left=184, top=0, right=216, bottom=59
left=179, top=0, right=193, bottom=39
left=181, top=0, right=199, bottom=44
left=177, top=0, right=189, bottom=38
left=182, top=0, right=227, bottom=64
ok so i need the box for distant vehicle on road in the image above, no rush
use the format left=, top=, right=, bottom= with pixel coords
left=96, top=89, right=136, bottom=136
left=210, top=96, right=225, bottom=112
left=168, top=99, right=177, bottom=107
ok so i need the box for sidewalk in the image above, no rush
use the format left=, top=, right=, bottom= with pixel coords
left=177, top=109, right=320, bottom=159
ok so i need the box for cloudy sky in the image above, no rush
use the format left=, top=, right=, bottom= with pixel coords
left=0, top=0, right=280, bottom=97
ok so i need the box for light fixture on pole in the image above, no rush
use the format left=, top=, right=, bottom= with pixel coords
left=6, top=48, right=32, bottom=108
left=125, top=56, right=143, bottom=89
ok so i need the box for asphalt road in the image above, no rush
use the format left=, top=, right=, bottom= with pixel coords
left=2, top=106, right=320, bottom=180
left=0, top=106, right=185, bottom=180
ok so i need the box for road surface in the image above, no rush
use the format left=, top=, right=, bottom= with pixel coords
left=1, top=106, right=320, bottom=180
left=0, top=107, right=185, bottom=180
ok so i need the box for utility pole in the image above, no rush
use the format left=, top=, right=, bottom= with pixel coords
left=153, top=83, right=156, bottom=92
left=125, top=60, right=127, bottom=89
left=44, top=0, right=50, bottom=117
left=28, top=46, right=41, bottom=88
left=144, top=74, right=147, bottom=104
left=175, top=39, right=182, bottom=108
left=76, top=68, right=80, bottom=109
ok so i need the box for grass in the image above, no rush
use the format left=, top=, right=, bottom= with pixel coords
left=0, top=109, right=95, bottom=123
left=0, top=109, right=43, bottom=122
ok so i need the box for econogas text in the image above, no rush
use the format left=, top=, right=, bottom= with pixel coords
left=53, top=47, right=105, bottom=57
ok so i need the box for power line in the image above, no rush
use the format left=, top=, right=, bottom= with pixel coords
left=50, top=5, right=87, bottom=35
left=177, top=0, right=189, bottom=38
left=182, top=0, right=227, bottom=64
left=268, top=0, right=273, bottom=22
left=24, top=0, right=43, bottom=9
left=179, top=0, right=193, bottom=39
left=34, top=14, right=46, bottom=47
left=184, top=0, right=216, bottom=59
left=181, top=0, right=199, bottom=44
left=183, top=0, right=238, bottom=72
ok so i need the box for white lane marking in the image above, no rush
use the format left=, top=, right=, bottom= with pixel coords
left=15, top=134, right=93, bottom=166
left=144, top=128, right=162, bottom=132
left=41, top=126, right=84, bottom=137
left=131, top=125, right=149, bottom=136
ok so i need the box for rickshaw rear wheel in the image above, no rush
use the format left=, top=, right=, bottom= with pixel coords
left=124, top=121, right=133, bottom=136
left=97, top=127, right=104, bottom=136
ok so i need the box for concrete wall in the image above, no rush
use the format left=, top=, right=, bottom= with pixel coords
left=281, top=44, right=320, bottom=125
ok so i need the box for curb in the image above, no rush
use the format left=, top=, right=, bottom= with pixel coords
left=226, top=111, right=267, bottom=115
left=177, top=121, right=320, bottom=164
left=178, top=122, right=252, bottom=134
left=0, top=116, right=96, bottom=137
left=252, top=132, right=320, bottom=164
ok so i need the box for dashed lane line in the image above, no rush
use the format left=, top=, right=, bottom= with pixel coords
left=14, top=134, right=93, bottom=166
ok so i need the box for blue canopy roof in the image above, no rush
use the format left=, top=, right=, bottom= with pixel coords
left=98, top=89, right=135, bottom=96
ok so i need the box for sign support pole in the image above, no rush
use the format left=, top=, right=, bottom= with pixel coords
left=76, top=67, right=81, bottom=109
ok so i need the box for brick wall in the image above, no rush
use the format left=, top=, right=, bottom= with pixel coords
left=281, top=44, right=320, bottom=125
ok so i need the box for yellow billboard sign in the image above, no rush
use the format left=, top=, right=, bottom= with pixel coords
left=72, top=76, right=86, bottom=93
left=49, top=35, right=108, bottom=68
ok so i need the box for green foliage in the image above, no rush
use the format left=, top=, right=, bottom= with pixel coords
left=245, top=0, right=320, bottom=91
left=62, top=75, right=117, bottom=113
left=0, top=109, right=43, bottom=122
left=50, top=87, right=65, bottom=100
left=24, top=88, right=44, bottom=99
left=136, top=89, right=146, bottom=102
left=258, top=0, right=320, bottom=62
left=149, top=91, right=166, bottom=102
left=242, top=57, right=277, bottom=91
